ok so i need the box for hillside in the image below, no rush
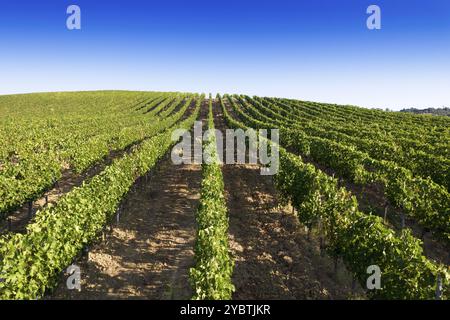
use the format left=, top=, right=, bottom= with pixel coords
left=0, top=91, right=448, bottom=300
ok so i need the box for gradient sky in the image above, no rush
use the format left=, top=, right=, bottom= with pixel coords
left=0, top=0, right=449, bottom=110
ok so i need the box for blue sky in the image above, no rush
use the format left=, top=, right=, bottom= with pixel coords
left=0, top=0, right=449, bottom=109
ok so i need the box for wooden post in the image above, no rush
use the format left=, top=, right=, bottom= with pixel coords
left=84, top=246, right=89, bottom=261
left=116, top=207, right=121, bottom=224
left=7, top=217, right=12, bottom=232
left=435, top=274, right=443, bottom=300
left=319, top=220, right=324, bottom=256
left=45, top=195, right=49, bottom=206
left=383, top=205, right=388, bottom=223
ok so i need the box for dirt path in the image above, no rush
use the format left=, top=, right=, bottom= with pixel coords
left=49, top=99, right=361, bottom=300
left=49, top=103, right=205, bottom=300
left=214, top=101, right=362, bottom=300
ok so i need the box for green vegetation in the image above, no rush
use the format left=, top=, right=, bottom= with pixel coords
left=0, top=91, right=448, bottom=300
left=0, top=91, right=187, bottom=218
left=0, top=93, right=201, bottom=299
left=220, top=94, right=449, bottom=299
left=401, top=107, right=450, bottom=117
left=226, top=95, right=450, bottom=244
left=190, top=96, right=234, bottom=300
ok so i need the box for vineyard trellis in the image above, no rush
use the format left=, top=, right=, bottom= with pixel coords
left=0, top=91, right=448, bottom=300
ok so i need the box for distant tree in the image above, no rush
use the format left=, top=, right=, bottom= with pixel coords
left=400, top=107, right=450, bottom=117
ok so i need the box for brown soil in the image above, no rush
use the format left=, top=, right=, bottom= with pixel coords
left=49, top=156, right=201, bottom=299
left=215, top=101, right=364, bottom=300
left=47, top=99, right=363, bottom=300
left=48, top=100, right=205, bottom=300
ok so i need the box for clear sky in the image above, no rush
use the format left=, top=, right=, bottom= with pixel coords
left=0, top=0, right=449, bottom=110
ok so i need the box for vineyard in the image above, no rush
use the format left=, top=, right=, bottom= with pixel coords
left=0, top=91, right=448, bottom=300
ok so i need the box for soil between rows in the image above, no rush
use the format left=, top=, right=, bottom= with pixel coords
left=49, top=157, right=201, bottom=299
left=214, top=101, right=362, bottom=299
left=49, top=101, right=205, bottom=300
left=49, top=100, right=361, bottom=300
